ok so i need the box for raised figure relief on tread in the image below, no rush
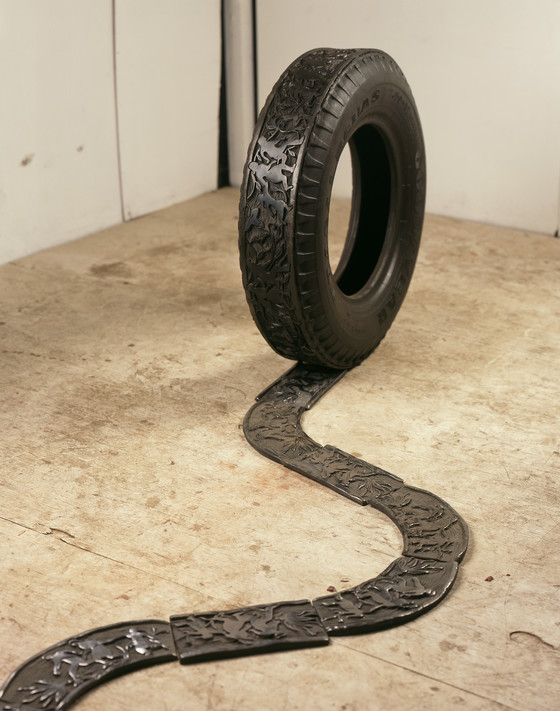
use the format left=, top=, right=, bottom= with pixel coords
left=240, top=49, right=355, bottom=362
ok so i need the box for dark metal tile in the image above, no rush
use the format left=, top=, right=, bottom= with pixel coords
left=170, top=600, right=329, bottom=664
left=0, top=621, right=176, bottom=711
left=314, top=557, right=459, bottom=634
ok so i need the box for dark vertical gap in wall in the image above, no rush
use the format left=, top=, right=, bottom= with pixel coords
left=112, top=0, right=126, bottom=220
left=252, top=0, right=258, bottom=122
left=218, top=0, right=230, bottom=188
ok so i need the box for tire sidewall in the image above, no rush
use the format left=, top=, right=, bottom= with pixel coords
left=295, top=54, right=426, bottom=367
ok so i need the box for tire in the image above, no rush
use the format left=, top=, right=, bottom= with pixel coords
left=239, top=48, right=426, bottom=369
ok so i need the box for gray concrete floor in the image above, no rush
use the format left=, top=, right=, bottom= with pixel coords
left=1, top=187, right=559, bottom=709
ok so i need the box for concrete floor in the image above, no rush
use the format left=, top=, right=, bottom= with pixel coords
left=0, top=187, right=559, bottom=709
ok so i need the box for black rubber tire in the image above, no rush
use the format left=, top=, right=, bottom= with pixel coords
left=239, top=48, right=426, bottom=369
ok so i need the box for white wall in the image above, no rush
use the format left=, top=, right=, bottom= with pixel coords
left=254, top=0, right=560, bottom=235
left=115, top=0, right=221, bottom=219
left=0, top=1, right=122, bottom=264
left=0, top=1, right=221, bottom=265
left=2, top=2, right=556, bottom=266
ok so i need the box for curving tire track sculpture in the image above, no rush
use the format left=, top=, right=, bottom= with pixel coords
left=1, top=49, right=468, bottom=710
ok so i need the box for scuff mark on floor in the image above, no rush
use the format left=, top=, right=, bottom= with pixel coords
left=509, top=630, right=556, bottom=650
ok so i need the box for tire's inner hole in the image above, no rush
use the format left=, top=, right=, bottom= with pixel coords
left=328, top=124, right=392, bottom=296
left=328, top=145, right=352, bottom=274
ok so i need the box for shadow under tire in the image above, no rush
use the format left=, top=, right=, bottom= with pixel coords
left=239, top=48, right=426, bottom=369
